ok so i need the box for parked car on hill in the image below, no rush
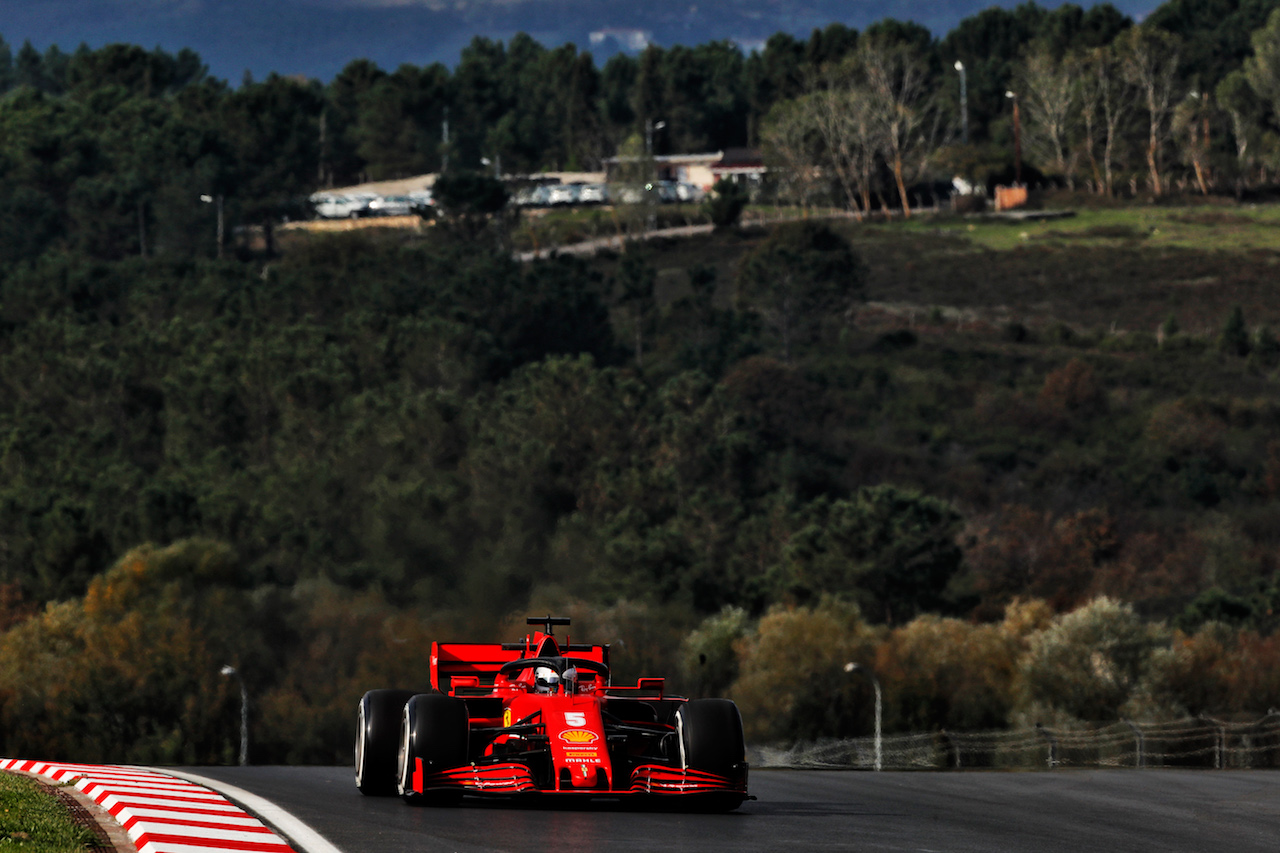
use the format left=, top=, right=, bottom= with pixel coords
left=513, top=185, right=553, bottom=207
left=310, top=192, right=376, bottom=219
left=676, top=182, right=706, bottom=202
left=547, top=183, right=582, bottom=206
left=366, top=195, right=415, bottom=216
left=577, top=183, right=607, bottom=204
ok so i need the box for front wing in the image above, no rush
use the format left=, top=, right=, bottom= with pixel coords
left=411, top=758, right=748, bottom=799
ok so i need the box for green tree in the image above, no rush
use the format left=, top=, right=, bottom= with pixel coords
left=705, top=177, right=747, bottom=229
left=780, top=487, right=965, bottom=624
left=325, top=58, right=388, bottom=184
left=1218, top=304, right=1251, bottom=356
left=1021, top=597, right=1168, bottom=723
left=1147, top=0, right=1278, bottom=89
left=431, top=169, right=509, bottom=216
left=680, top=605, right=750, bottom=697
left=221, top=74, right=323, bottom=253
left=614, top=251, right=657, bottom=367
left=736, top=221, right=862, bottom=360
left=729, top=599, right=878, bottom=742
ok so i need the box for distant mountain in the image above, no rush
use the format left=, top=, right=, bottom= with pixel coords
left=0, top=0, right=1159, bottom=82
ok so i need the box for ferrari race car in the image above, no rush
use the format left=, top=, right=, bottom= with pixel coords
left=355, top=616, right=750, bottom=810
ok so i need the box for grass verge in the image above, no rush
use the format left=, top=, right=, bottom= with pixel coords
left=0, top=771, right=98, bottom=853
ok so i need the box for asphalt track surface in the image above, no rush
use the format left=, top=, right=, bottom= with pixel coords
left=181, top=766, right=1280, bottom=853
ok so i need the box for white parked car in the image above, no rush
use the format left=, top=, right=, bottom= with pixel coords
left=609, top=184, right=646, bottom=204
left=577, top=183, right=607, bottom=204
left=676, top=182, right=706, bottom=203
left=366, top=195, right=415, bottom=216
left=513, top=185, right=552, bottom=207
left=546, top=183, right=582, bottom=206
left=310, top=192, right=376, bottom=219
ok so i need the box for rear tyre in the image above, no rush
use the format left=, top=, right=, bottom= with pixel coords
left=356, top=689, right=415, bottom=796
left=397, top=693, right=469, bottom=804
left=676, top=698, right=747, bottom=811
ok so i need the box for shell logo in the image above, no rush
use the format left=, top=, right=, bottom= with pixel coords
left=559, top=729, right=599, bottom=745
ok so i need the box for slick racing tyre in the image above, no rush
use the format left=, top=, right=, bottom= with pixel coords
left=356, top=689, right=416, bottom=796
left=676, top=698, right=747, bottom=811
left=397, top=692, right=469, bottom=803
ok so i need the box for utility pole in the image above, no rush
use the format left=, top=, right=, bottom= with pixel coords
left=442, top=106, right=450, bottom=174
left=1006, top=90, right=1022, bottom=184
left=200, top=194, right=224, bottom=259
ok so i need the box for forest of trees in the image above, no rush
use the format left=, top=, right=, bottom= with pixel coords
left=6, top=0, right=1280, bottom=262
left=5, top=0, right=1280, bottom=763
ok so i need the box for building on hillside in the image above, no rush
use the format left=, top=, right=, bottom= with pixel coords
left=710, top=148, right=767, bottom=189
left=602, top=150, right=764, bottom=192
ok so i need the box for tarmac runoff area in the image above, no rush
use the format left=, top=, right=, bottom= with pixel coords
left=0, top=759, right=299, bottom=853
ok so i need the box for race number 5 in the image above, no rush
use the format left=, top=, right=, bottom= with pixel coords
left=564, top=712, right=587, bottom=727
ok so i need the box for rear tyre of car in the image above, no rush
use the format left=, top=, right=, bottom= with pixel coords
left=676, top=698, right=747, bottom=811
left=356, top=689, right=415, bottom=796
left=398, top=693, right=469, bottom=804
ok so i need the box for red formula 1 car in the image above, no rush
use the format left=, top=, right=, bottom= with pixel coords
left=354, top=616, right=750, bottom=810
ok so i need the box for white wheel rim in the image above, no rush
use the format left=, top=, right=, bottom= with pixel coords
left=354, top=702, right=367, bottom=787
left=396, top=706, right=411, bottom=796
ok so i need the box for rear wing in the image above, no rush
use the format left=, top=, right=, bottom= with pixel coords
left=430, top=640, right=611, bottom=693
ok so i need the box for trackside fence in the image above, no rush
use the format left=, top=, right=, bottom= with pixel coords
left=751, top=714, right=1280, bottom=771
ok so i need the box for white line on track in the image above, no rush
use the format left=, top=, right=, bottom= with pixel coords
left=150, top=769, right=345, bottom=853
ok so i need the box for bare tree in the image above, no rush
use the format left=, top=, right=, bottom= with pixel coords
left=1117, top=27, right=1181, bottom=197
left=1172, top=92, right=1214, bottom=195
left=1216, top=71, right=1256, bottom=195
left=858, top=39, right=931, bottom=218
left=809, top=80, right=879, bottom=214
left=1077, top=45, right=1135, bottom=197
left=761, top=66, right=879, bottom=215
left=760, top=96, right=827, bottom=209
left=1017, top=47, right=1077, bottom=186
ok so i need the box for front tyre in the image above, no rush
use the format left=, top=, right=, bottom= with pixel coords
left=676, top=698, right=747, bottom=811
left=397, top=693, right=469, bottom=803
left=356, top=689, right=415, bottom=796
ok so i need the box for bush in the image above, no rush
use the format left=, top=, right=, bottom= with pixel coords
left=729, top=599, right=879, bottom=742
left=1020, top=597, right=1168, bottom=723
left=705, top=178, right=748, bottom=230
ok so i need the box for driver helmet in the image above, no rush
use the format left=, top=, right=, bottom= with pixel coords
left=534, top=666, right=560, bottom=694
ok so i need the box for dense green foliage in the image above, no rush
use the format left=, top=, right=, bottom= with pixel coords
left=8, top=1, right=1280, bottom=761
left=2, top=206, right=1280, bottom=758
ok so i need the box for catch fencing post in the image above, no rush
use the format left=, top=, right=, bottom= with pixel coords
left=1035, top=723, right=1058, bottom=769
left=1123, top=720, right=1145, bottom=768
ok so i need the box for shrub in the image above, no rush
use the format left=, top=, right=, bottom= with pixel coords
left=1020, top=597, right=1168, bottom=723
left=729, top=599, right=879, bottom=742
left=705, top=178, right=748, bottom=230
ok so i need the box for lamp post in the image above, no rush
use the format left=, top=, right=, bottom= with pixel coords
left=644, top=118, right=666, bottom=157
left=220, top=665, right=248, bottom=766
left=199, top=194, right=224, bottom=259
left=1005, top=90, right=1022, bottom=184
left=845, top=662, right=882, bottom=771
left=954, top=61, right=968, bottom=145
